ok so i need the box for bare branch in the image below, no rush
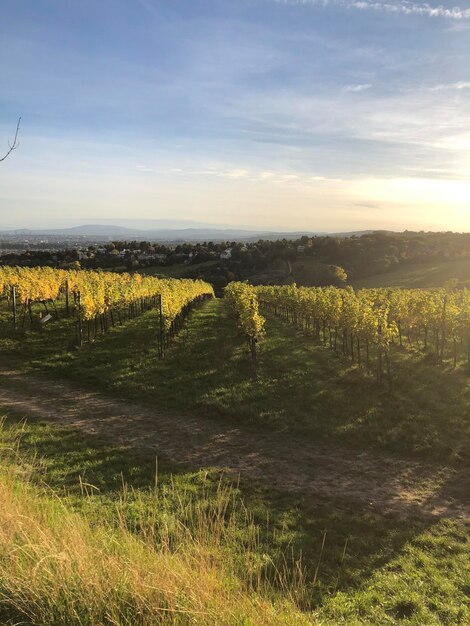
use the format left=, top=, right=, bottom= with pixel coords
left=0, top=117, right=21, bottom=162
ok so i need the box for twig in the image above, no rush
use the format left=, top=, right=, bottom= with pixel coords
left=0, top=117, right=21, bottom=162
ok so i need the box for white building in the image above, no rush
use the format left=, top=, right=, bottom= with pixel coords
left=220, top=248, right=232, bottom=260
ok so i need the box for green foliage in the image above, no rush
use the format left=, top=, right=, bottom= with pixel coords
left=328, top=265, right=348, bottom=286
left=224, top=282, right=266, bottom=341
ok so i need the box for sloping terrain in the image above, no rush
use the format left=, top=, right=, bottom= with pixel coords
left=1, top=368, right=468, bottom=520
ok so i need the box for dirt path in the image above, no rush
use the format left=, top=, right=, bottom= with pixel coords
left=0, top=369, right=468, bottom=520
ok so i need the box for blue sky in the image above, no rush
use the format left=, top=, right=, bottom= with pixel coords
left=1, top=0, right=469, bottom=231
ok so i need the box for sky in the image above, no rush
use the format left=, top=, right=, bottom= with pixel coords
left=1, top=0, right=469, bottom=232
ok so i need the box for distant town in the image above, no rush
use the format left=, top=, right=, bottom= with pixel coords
left=1, top=229, right=470, bottom=296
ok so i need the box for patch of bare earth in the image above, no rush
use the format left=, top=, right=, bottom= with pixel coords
left=0, top=369, right=468, bottom=520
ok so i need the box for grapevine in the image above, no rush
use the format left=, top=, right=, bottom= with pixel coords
left=224, top=282, right=265, bottom=369
left=0, top=266, right=214, bottom=351
left=255, top=283, right=470, bottom=387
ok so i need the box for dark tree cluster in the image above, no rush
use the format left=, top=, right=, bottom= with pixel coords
left=2, top=231, right=469, bottom=290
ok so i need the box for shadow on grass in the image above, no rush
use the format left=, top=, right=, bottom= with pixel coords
left=0, top=411, right=433, bottom=613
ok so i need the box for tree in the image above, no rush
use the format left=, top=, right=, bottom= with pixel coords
left=328, top=265, right=348, bottom=286
left=0, top=117, right=21, bottom=162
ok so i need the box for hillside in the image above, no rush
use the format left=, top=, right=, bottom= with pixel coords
left=352, top=257, right=470, bottom=289
left=1, top=292, right=470, bottom=624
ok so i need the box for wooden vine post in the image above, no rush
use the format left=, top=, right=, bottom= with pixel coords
left=250, top=295, right=258, bottom=375
left=377, top=323, right=383, bottom=386
left=158, top=294, right=165, bottom=359
left=385, top=353, right=392, bottom=393
left=251, top=337, right=257, bottom=375
left=440, top=295, right=447, bottom=362
left=77, top=291, right=83, bottom=347
left=11, top=285, right=17, bottom=330
left=65, top=278, right=70, bottom=316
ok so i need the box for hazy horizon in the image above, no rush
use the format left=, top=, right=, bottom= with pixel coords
left=1, top=0, right=469, bottom=231
left=2, top=217, right=468, bottom=235
left=0, top=217, right=387, bottom=234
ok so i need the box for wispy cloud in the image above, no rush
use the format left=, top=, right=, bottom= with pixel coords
left=274, top=1, right=470, bottom=19
left=134, top=162, right=334, bottom=186
left=354, top=201, right=381, bottom=209
left=344, top=83, right=372, bottom=92
left=429, top=81, right=470, bottom=91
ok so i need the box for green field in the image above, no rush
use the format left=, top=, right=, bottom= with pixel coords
left=290, top=258, right=336, bottom=286
left=352, top=258, right=470, bottom=289
left=1, top=295, right=469, bottom=624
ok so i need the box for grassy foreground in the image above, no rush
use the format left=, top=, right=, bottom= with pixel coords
left=0, top=416, right=468, bottom=625
left=0, top=420, right=310, bottom=626
left=0, top=474, right=305, bottom=626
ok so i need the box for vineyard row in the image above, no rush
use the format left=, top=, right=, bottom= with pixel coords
left=225, top=282, right=470, bottom=385
left=0, top=266, right=214, bottom=353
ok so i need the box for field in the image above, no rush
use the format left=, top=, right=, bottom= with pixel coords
left=0, top=272, right=469, bottom=624
left=352, top=257, right=470, bottom=289
left=290, top=257, right=337, bottom=286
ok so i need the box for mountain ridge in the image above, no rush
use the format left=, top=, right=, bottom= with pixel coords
left=0, top=223, right=386, bottom=242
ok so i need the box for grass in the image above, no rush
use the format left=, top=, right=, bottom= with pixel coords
left=290, top=258, right=334, bottom=286
left=0, top=415, right=469, bottom=625
left=351, top=257, right=470, bottom=289
left=2, top=298, right=470, bottom=464
left=0, top=423, right=311, bottom=625
left=316, top=518, right=470, bottom=625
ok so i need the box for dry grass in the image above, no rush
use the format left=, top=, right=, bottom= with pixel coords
left=0, top=443, right=311, bottom=626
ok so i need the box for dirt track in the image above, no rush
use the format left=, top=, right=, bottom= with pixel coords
left=0, top=369, right=468, bottom=519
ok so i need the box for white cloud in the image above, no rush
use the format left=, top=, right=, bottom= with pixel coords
left=133, top=159, right=340, bottom=187
left=274, top=0, right=470, bottom=20
left=344, top=83, right=372, bottom=92
left=222, top=168, right=250, bottom=179
left=350, top=176, right=470, bottom=209
left=429, top=81, right=470, bottom=91
left=258, top=171, right=275, bottom=180
left=135, top=165, right=185, bottom=174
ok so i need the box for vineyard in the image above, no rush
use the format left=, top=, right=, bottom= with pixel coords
left=3, top=268, right=470, bottom=383
left=225, top=281, right=470, bottom=388
left=0, top=266, right=214, bottom=354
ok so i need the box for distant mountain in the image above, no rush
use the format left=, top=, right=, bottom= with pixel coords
left=1, top=224, right=266, bottom=241
left=61, top=224, right=142, bottom=236
left=0, top=224, right=389, bottom=242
